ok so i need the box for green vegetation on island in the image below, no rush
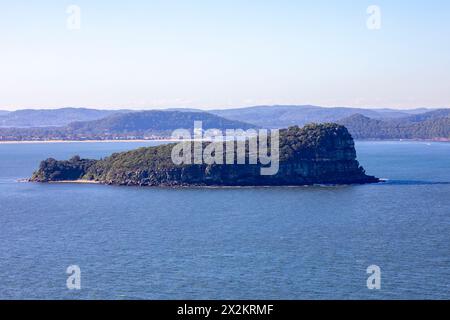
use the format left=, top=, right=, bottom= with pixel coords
left=31, top=123, right=379, bottom=186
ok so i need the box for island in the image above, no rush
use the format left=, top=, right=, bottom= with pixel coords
left=30, top=124, right=379, bottom=186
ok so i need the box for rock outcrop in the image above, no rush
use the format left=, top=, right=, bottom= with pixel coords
left=30, top=124, right=379, bottom=186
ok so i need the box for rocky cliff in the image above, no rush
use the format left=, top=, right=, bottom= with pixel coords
left=30, top=124, right=379, bottom=186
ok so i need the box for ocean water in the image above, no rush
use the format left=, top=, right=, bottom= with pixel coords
left=0, top=141, right=449, bottom=299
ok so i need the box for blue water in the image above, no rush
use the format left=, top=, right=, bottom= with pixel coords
left=0, top=141, right=449, bottom=299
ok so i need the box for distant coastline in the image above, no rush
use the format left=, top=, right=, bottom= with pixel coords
left=0, top=139, right=176, bottom=144
left=2, top=138, right=449, bottom=144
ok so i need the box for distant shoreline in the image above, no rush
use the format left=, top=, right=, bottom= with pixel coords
left=0, top=139, right=177, bottom=144
left=1, top=138, right=449, bottom=144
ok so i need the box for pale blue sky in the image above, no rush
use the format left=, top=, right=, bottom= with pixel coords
left=1, top=0, right=449, bottom=110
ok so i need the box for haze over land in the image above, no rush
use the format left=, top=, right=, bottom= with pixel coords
left=0, top=105, right=449, bottom=141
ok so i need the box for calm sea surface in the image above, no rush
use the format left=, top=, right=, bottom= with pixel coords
left=0, top=141, right=449, bottom=299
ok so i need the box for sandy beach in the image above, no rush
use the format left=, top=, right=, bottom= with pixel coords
left=0, top=138, right=217, bottom=144
left=48, top=180, right=101, bottom=184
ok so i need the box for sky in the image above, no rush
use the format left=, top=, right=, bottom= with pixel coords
left=1, top=0, right=449, bottom=110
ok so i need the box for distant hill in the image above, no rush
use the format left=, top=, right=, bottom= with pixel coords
left=0, top=108, right=129, bottom=127
left=210, top=105, right=432, bottom=128
left=339, top=111, right=450, bottom=140
left=397, top=109, right=450, bottom=123
left=67, top=110, right=255, bottom=134
left=0, top=111, right=256, bottom=141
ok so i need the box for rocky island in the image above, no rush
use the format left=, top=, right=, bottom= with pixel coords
left=30, top=124, right=379, bottom=186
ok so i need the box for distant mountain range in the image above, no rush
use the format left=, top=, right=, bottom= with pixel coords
left=0, top=108, right=129, bottom=127
left=210, top=105, right=433, bottom=128
left=0, top=105, right=435, bottom=128
left=0, top=111, right=255, bottom=141
left=0, top=105, right=449, bottom=141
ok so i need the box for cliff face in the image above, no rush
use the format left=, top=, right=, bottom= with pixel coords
left=31, top=124, right=379, bottom=186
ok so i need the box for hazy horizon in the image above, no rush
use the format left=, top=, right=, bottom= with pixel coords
left=1, top=1, right=449, bottom=110
left=0, top=104, right=443, bottom=112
